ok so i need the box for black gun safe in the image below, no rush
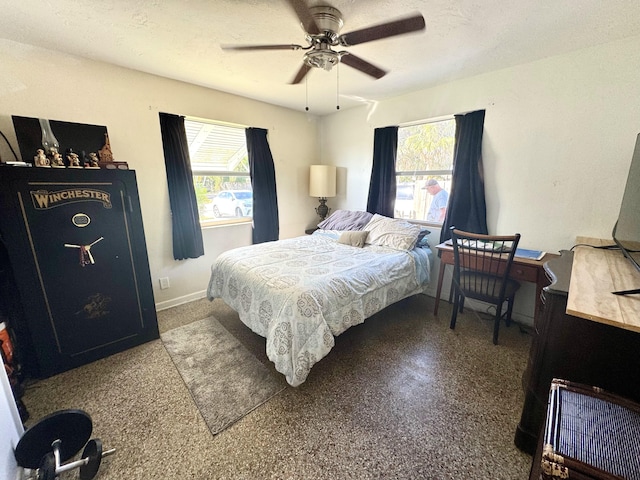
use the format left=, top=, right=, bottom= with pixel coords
left=0, top=167, right=159, bottom=378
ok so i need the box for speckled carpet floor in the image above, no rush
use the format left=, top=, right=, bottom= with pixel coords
left=21, top=294, right=534, bottom=479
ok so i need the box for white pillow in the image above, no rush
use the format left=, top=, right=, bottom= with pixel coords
left=363, top=214, right=422, bottom=251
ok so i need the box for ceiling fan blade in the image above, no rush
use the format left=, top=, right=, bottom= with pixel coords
left=339, top=14, right=425, bottom=46
left=285, top=0, right=320, bottom=34
left=290, top=63, right=312, bottom=84
left=221, top=44, right=306, bottom=51
left=340, top=53, right=387, bottom=79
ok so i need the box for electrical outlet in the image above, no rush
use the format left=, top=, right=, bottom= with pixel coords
left=159, top=277, right=170, bottom=290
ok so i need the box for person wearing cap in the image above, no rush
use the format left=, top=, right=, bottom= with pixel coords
left=423, top=179, right=449, bottom=223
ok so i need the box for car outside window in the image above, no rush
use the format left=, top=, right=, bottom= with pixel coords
left=209, top=190, right=253, bottom=218
left=184, top=118, right=252, bottom=226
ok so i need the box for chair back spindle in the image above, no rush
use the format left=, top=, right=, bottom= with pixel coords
left=449, top=227, right=522, bottom=344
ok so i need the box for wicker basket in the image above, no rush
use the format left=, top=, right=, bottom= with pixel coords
left=540, top=379, right=640, bottom=480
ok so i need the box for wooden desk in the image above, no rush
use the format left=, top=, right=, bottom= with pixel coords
left=567, top=236, right=640, bottom=332
left=433, top=242, right=558, bottom=322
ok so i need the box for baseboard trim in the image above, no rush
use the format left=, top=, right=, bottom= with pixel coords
left=156, top=290, right=208, bottom=311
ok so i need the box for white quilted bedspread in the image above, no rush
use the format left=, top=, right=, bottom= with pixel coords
left=207, top=234, right=431, bottom=386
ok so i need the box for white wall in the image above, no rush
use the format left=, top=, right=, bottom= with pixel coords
left=319, top=34, right=640, bottom=322
left=0, top=39, right=321, bottom=310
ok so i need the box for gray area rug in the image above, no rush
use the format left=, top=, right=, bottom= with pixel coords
left=161, top=316, right=286, bottom=435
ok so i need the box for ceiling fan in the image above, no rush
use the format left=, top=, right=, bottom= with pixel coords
left=221, top=0, right=426, bottom=84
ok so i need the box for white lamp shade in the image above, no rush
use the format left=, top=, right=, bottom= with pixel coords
left=309, top=165, right=336, bottom=198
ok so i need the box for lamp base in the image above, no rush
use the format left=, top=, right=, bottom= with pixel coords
left=315, top=197, right=331, bottom=222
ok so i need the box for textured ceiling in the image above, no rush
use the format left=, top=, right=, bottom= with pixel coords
left=1, top=0, right=640, bottom=116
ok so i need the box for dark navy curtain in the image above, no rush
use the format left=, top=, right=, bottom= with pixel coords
left=159, top=113, right=205, bottom=260
left=366, top=126, right=398, bottom=217
left=246, top=127, right=279, bottom=244
left=440, top=109, right=488, bottom=243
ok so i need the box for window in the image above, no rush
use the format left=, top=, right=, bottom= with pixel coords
left=184, top=118, right=252, bottom=226
left=395, top=119, right=455, bottom=224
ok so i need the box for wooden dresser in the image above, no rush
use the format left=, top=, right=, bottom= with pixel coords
left=515, top=239, right=640, bottom=456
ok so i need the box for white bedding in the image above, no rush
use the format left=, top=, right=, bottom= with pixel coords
left=207, top=233, right=431, bottom=386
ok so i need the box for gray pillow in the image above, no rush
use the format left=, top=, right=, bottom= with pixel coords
left=338, top=231, right=369, bottom=248
left=318, top=210, right=373, bottom=231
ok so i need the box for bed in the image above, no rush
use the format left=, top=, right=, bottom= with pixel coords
left=206, top=211, right=433, bottom=386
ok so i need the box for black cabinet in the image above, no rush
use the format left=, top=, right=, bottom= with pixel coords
left=0, top=167, right=158, bottom=378
left=515, top=250, right=640, bottom=455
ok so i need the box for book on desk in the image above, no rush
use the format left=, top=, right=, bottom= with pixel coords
left=514, top=248, right=546, bottom=261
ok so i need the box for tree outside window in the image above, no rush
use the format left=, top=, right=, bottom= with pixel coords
left=395, top=119, right=455, bottom=224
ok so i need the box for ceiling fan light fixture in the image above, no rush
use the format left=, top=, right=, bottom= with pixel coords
left=304, top=49, right=341, bottom=72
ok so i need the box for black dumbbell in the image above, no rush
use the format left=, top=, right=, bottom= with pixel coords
left=36, top=438, right=115, bottom=480
left=15, top=409, right=115, bottom=480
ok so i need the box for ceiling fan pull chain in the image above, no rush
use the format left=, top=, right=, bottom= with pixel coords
left=336, top=63, right=340, bottom=110
left=305, top=75, right=309, bottom=112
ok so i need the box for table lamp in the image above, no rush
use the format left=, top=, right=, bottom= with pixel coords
left=309, top=165, right=336, bottom=222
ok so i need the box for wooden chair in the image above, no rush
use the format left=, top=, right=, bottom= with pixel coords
left=449, top=227, right=521, bottom=344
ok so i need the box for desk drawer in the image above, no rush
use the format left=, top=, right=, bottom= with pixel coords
left=510, top=264, right=538, bottom=283
left=437, top=245, right=541, bottom=285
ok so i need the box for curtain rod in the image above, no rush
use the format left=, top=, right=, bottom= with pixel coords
left=399, top=114, right=454, bottom=127
left=158, top=111, right=269, bottom=131
left=396, top=108, right=486, bottom=128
